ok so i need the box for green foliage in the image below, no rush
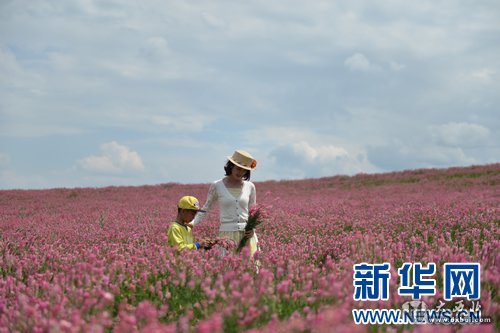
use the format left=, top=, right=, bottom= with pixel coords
left=450, top=224, right=459, bottom=242
left=443, top=170, right=500, bottom=180
left=464, top=237, right=474, bottom=255
left=427, top=234, right=434, bottom=245
left=223, top=314, right=239, bottom=333
left=99, top=212, right=105, bottom=229
left=111, top=271, right=205, bottom=324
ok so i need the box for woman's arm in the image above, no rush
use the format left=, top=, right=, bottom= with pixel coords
left=245, top=182, right=257, bottom=238
left=249, top=182, right=256, bottom=207
left=191, top=182, right=218, bottom=226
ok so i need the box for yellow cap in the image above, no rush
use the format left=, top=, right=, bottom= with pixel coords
left=177, top=196, right=206, bottom=212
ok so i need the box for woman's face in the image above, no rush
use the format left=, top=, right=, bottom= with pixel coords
left=231, top=165, right=247, bottom=180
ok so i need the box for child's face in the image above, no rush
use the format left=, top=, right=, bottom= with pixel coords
left=179, top=209, right=198, bottom=224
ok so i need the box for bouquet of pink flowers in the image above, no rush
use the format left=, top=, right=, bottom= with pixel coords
left=236, top=204, right=268, bottom=253
left=204, top=237, right=236, bottom=251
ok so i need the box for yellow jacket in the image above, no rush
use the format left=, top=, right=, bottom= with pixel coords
left=167, top=221, right=200, bottom=251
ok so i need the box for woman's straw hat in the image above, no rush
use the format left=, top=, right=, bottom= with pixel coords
left=227, top=150, right=257, bottom=170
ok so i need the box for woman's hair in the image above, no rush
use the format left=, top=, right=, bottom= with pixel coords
left=224, top=161, right=251, bottom=180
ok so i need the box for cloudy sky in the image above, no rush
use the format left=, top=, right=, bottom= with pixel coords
left=1, top=1, right=499, bottom=189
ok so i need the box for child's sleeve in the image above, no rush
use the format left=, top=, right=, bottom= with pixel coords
left=168, top=226, right=198, bottom=251
left=191, top=182, right=217, bottom=226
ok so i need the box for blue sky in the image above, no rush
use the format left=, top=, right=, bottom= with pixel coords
left=1, top=1, right=499, bottom=189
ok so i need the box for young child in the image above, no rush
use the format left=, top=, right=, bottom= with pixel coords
left=167, top=196, right=211, bottom=251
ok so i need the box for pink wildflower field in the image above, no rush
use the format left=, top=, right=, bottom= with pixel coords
left=1, top=164, right=499, bottom=332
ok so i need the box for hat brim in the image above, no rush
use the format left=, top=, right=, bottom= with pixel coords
left=227, top=156, right=255, bottom=170
left=181, top=208, right=206, bottom=213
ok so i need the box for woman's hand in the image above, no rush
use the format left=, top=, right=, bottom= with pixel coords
left=244, top=229, right=254, bottom=238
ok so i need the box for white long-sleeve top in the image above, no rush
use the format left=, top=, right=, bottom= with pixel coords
left=192, top=179, right=256, bottom=232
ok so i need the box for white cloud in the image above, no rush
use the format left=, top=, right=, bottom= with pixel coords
left=470, top=68, right=496, bottom=83
left=344, top=53, right=380, bottom=72
left=345, top=53, right=370, bottom=71
left=389, top=61, right=406, bottom=72
left=270, top=141, right=374, bottom=178
left=140, top=36, right=172, bottom=61
left=291, top=141, right=348, bottom=163
left=431, top=122, right=490, bottom=148
left=245, top=126, right=378, bottom=178
left=78, top=141, right=145, bottom=174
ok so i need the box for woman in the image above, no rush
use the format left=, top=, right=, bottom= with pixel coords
left=190, top=150, right=259, bottom=257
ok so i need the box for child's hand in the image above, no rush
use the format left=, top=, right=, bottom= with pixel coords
left=200, top=239, right=213, bottom=250
left=244, top=229, right=254, bottom=238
